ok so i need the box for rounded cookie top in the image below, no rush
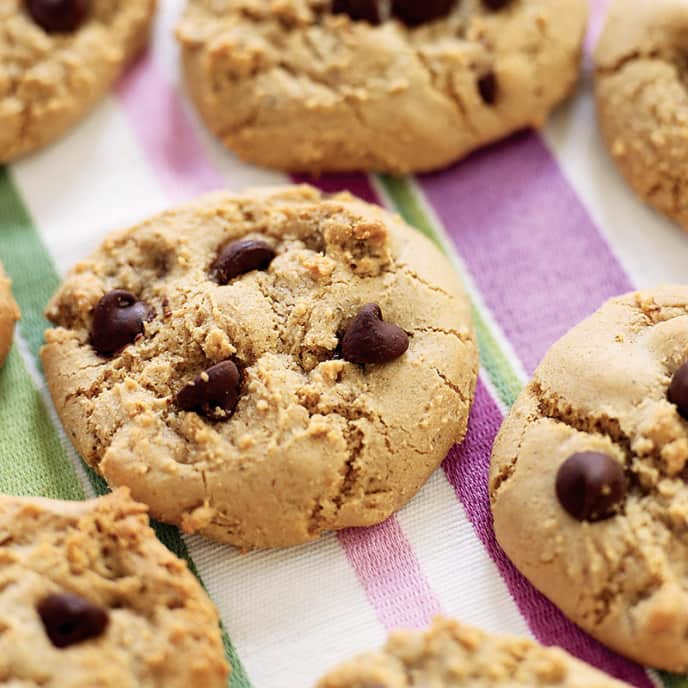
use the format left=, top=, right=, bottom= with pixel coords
left=0, top=261, right=20, bottom=368
left=594, top=0, right=688, bottom=230
left=176, top=0, right=588, bottom=174
left=0, top=0, right=156, bottom=162
left=316, top=616, right=631, bottom=687
left=41, top=185, right=478, bottom=550
left=0, top=488, right=229, bottom=687
left=490, top=286, right=688, bottom=671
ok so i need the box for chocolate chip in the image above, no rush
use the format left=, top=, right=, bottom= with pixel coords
left=332, top=0, right=382, bottom=24
left=668, top=362, right=688, bottom=420
left=90, top=290, right=154, bottom=357
left=340, top=303, right=409, bottom=365
left=477, top=72, right=498, bottom=104
left=211, top=239, right=276, bottom=285
left=555, top=452, right=626, bottom=522
left=392, top=0, right=456, bottom=26
left=482, top=0, right=512, bottom=9
left=25, top=0, right=89, bottom=33
left=176, top=361, right=241, bottom=420
left=38, top=593, right=108, bottom=648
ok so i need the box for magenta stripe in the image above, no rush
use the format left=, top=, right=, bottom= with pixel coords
left=116, top=53, right=224, bottom=199
left=291, top=173, right=379, bottom=204
left=444, top=381, right=653, bottom=687
left=419, top=131, right=632, bottom=374
left=115, top=55, right=440, bottom=631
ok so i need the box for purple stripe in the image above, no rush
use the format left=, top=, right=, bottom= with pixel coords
left=116, top=55, right=440, bottom=630
left=419, top=131, right=632, bottom=374
left=339, top=520, right=442, bottom=630
left=444, top=381, right=653, bottom=687
left=291, top=173, right=379, bottom=204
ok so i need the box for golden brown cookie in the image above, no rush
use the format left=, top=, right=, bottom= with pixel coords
left=41, top=185, right=478, bottom=550
left=316, top=617, right=631, bottom=687
left=176, top=0, right=588, bottom=174
left=0, top=0, right=156, bottom=162
left=0, top=261, right=20, bottom=368
left=491, top=286, right=688, bottom=671
left=595, top=0, right=688, bottom=230
left=0, top=488, right=229, bottom=687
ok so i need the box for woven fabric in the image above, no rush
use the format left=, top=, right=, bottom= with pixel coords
left=0, top=1, right=685, bottom=686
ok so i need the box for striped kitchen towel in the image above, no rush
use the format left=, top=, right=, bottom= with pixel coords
left=0, top=1, right=686, bottom=686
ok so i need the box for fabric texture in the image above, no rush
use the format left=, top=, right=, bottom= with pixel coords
left=0, top=1, right=686, bottom=686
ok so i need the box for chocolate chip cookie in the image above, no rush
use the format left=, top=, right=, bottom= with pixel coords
left=0, top=261, right=20, bottom=368
left=316, top=616, right=631, bottom=687
left=176, top=0, right=588, bottom=174
left=0, top=0, right=156, bottom=163
left=595, top=0, right=688, bottom=230
left=41, top=185, right=478, bottom=550
left=490, top=286, right=688, bottom=671
left=0, top=488, right=229, bottom=686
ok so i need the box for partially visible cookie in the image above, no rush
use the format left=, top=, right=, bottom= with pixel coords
left=0, top=488, right=229, bottom=687
left=595, top=0, right=688, bottom=229
left=0, top=0, right=156, bottom=162
left=0, top=261, right=20, bottom=368
left=176, top=0, right=588, bottom=173
left=490, top=286, right=688, bottom=671
left=316, top=616, right=631, bottom=687
left=41, top=185, right=478, bottom=550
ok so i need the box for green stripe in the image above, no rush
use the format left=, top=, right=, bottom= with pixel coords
left=0, top=167, right=250, bottom=688
left=0, top=347, right=84, bottom=499
left=377, top=174, right=522, bottom=407
left=660, top=674, right=688, bottom=688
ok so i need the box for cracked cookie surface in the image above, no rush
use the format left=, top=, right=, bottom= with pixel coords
left=176, top=0, right=587, bottom=173
left=0, top=261, right=19, bottom=368
left=0, top=0, right=156, bottom=162
left=41, top=185, right=478, bottom=550
left=490, top=286, right=688, bottom=671
left=595, top=0, right=688, bottom=230
left=316, top=616, right=631, bottom=687
left=0, top=489, right=229, bottom=687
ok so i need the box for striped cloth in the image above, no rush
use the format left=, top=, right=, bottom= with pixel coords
left=0, top=1, right=686, bottom=686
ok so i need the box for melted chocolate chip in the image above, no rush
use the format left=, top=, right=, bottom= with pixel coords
left=176, top=361, right=241, bottom=420
left=332, top=0, right=381, bottom=23
left=477, top=71, right=498, bottom=104
left=25, top=0, right=89, bottom=33
left=38, top=593, right=108, bottom=648
left=482, top=0, right=512, bottom=9
left=668, top=362, right=688, bottom=420
left=555, top=452, right=626, bottom=522
left=211, top=239, right=276, bottom=285
left=340, top=303, right=409, bottom=365
left=392, top=0, right=456, bottom=26
left=90, top=290, right=154, bottom=357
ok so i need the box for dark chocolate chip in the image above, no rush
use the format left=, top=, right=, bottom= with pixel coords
left=38, top=593, right=108, bottom=648
left=555, top=451, right=626, bottom=522
left=90, top=290, right=154, bottom=357
left=211, top=239, right=276, bottom=285
left=477, top=71, right=498, bottom=105
left=25, top=0, right=89, bottom=33
left=176, top=361, right=241, bottom=420
left=482, top=0, right=512, bottom=9
left=340, top=303, right=409, bottom=365
left=392, top=0, right=456, bottom=26
left=332, top=0, right=381, bottom=23
left=668, top=362, right=688, bottom=420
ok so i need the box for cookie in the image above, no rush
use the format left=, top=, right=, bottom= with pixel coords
left=0, top=261, right=20, bottom=368
left=41, top=185, right=478, bottom=550
left=490, top=286, right=688, bottom=671
left=0, top=0, right=156, bottom=163
left=0, top=488, right=229, bottom=686
left=176, top=0, right=588, bottom=174
left=595, top=0, right=688, bottom=230
left=316, top=616, right=631, bottom=687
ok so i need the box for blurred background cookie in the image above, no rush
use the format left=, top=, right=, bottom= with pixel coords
left=176, top=0, right=588, bottom=173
